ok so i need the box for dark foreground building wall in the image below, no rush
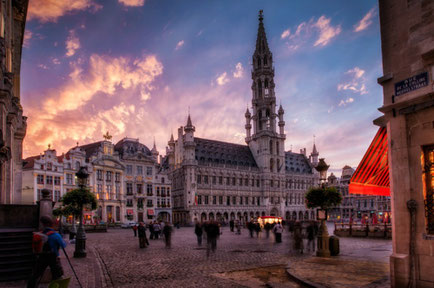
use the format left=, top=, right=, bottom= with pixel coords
left=0, top=0, right=28, bottom=204
left=377, top=0, right=434, bottom=287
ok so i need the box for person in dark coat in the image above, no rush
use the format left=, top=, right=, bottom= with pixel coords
left=255, top=222, right=261, bottom=238
left=205, top=221, right=220, bottom=258
left=264, top=222, right=272, bottom=238
left=307, top=221, right=316, bottom=252
left=138, top=222, right=149, bottom=248
left=229, top=219, right=234, bottom=232
left=148, top=221, right=154, bottom=240
left=162, top=222, right=173, bottom=248
left=273, top=222, right=283, bottom=243
left=195, top=221, right=203, bottom=246
left=248, top=221, right=254, bottom=238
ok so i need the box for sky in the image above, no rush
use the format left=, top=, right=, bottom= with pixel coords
left=22, top=0, right=383, bottom=176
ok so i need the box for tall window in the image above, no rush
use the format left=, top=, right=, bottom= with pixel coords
left=37, top=175, right=44, bottom=184
left=115, top=172, right=121, bottom=182
left=115, top=185, right=120, bottom=200
left=137, top=166, right=143, bottom=175
left=126, top=165, right=132, bottom=175
left=198, top=195, right=202, bottom=205
left=137, top=184, right=142, bottom=194
left=146, top=167, right=153, bottom=176
left=219, top=196, right=223, bottom=205
left=213, top=196, right=217, bottom=205
left=126, top=183, right=133, bottom=195
left=204, top=175, right=208, bottom=184
left=106, top=171, right=112, bottom=182
left=54, top=190, right=61, bottom=202
left=46, top=176, right=53, bottom=185
left=66, top=174, right=73, bottom=185
left=204, top=196, right=209, bottom=205
left=219, top=176, right=223, bottom=185
left=422, top=145, right=434, bottom=234
left=97, top=170, right=103, bottom=181
left=54, top=176, right=61, bottom=186
left=147, top=184, right=153, bottom=196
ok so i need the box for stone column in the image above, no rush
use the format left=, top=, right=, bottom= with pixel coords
left=39, top=188, right=53, bottom=230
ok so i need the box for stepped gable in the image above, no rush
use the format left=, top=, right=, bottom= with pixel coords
left=114, top=138, right=152, bottom=159
left=194, top=137, right=258, bottom=168
left=285, top=151, right=313, bottom=174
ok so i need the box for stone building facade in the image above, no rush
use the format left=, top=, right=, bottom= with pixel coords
left=0, top=0, right=28, bottom=204
left=328, top=166, right=391, bottom=222
left=377, top=0, right=434, bottom=286
left=168, top=12, right=319, bottom=225
left=22, top=136, right=171, bottom=224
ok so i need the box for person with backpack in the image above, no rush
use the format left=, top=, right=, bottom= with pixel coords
left=28, top=215, right=66, bottom=288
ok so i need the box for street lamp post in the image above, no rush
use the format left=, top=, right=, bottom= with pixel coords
left=315, top=158, right=331, bottom=257
left=74, top=166, right=89, bottom=258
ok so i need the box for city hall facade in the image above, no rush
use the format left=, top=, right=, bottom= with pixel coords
left=167, top=12, right=321, bottom=225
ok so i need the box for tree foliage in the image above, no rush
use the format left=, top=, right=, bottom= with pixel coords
left=56, top=188, right=97, bottom=217
left=305, top=186, right=342, bottom=210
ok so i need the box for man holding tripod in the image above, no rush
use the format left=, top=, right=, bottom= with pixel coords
left=27, top=215, right=66, bottom=288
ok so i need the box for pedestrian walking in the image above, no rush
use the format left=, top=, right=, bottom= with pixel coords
left=273, top=222, right=283, bottom=243
left=235, top=220, right=241, bottom=235
left=248, top=221, right=254, bottom=238
left=132, top=224, right=138, bottom=237
left=264, top=222, right=272, bottom=238
left=28, top=216, right=66, bottom=288
left=229, top=219, right=234, bottom=232
left=153, top=222, right=161, bottom=239
left=162, top=222, right=173, bottom=248
left=138, top=222, right=149, bottom=248
left=293, top=221, right=304, bottom=254
left=255, top=222, right=261, bottom=238
left=307, top=221, right=316, bottom=252
left=149, top=221, right=154, bottom=240
left=205, top=221, right=220, bottom=258
left=195, top=221, right=203, bottom=246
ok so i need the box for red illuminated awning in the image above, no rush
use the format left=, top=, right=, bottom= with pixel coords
left=349, top=127, right=390, bottom=196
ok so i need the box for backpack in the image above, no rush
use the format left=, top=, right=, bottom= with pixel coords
left=32, top=230, right=55, bottom=254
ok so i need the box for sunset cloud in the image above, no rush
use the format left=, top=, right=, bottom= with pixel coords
left=233, top=63, right=244, bottom=78
left=282, top=15, right=341, bottom=50
left=337, top=67, right=368, bottom=95
left=338, top=97, right=354, bottom=107
left=27, top=0, right=102, bottom=23
left=118, top=0, right=145, bottom=7
left=216, top=72, right=229, bottom=85
left=175, top=40, right=185, bottom=50
left=281, top=29, right=290, bottom=39
left=65, top=30, right=80, bottom=57
left=313, top=16, right=342, bottom=47
left=23, top=30, right=32, bottom=48
left=354, top=8, right=376, bottom=32
left=24, top=53, right=163, bottom=156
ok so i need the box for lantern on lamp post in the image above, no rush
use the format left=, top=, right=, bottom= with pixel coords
left=74, top=166, right=89, bottom=258
left=315, top=158, right=331, bottom=257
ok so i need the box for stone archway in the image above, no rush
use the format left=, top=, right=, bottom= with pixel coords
left=286, top=211, right=290, bottom=220
left=209, top=212, right=214, bottom=220
left=304, top=211, right=309, bottom=220
left=230, top=212, right=235, bottom=220
left=216, top=212, right=222, bottom=221
left=224, top=212, right=229, bottom=221
left=298, top=211, right=303, bottom=220
left=311, top=211, right=315, bottom=220
left=270, top=207, right=279, bottom=216
left=292, top=211, right=297, bottom=220
left=201, top=212, right=207, bottom=222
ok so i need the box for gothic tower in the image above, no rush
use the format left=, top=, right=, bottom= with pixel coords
left=247, top=10, right=286, bottom=176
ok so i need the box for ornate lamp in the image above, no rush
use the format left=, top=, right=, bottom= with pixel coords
left=74, top=166, right=89, bottom=258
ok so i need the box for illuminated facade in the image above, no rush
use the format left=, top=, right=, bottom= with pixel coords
left=167, top=12, right=320, bottom=225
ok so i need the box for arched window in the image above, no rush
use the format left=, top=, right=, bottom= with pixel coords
left=257, top=80, right=262, bottom=97
left=276, top=142, right=279, bottom=155
left=269, top=140, right=273, bottom=154
left=264, top=56, right=268, bottom=66
left=257, top=57, right=261, bottom=68
left=264, top=79, right=268, bottom=88
left=270, top=158, right=274, bottom=172
left=266, top=109, right=270, bottom=117
left=75, top=161, right=80, bottom=170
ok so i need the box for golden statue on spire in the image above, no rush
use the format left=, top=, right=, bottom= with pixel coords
left=103, top=131, right=112, bottom=141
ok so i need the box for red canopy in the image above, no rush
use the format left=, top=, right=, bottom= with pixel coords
left=349, top=127, right=390, bottom=196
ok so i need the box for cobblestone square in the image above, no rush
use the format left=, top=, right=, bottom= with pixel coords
left=70, top=225, right=391, bottom=288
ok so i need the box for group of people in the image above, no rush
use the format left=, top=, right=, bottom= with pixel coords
left=133, top=221, right=173, bottom=249
left=288, top=220, right=319, bottom=254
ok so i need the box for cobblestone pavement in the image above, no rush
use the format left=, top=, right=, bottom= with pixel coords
left=85, top=225, right=391, bottom=288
